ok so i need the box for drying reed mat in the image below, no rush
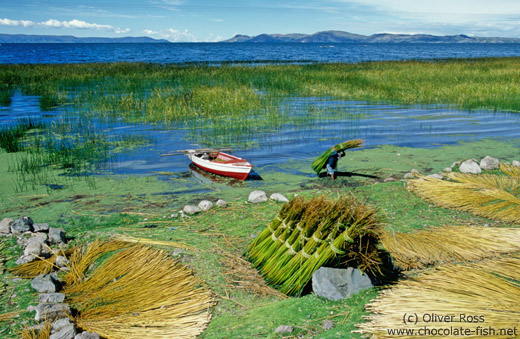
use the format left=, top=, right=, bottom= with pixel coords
left=63, top=241, right=214, bottom=339
left=381, top=226, right=520, bottom=270
left=311, top=139, right=363, bottom=175
left=244, top=194, right=381, bottom=296
left=407, top=171, right=520, bottom=224
left=355, top=255, right=520, bottom=339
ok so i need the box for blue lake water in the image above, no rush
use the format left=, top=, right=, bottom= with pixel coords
left=3, top=43, right=520, bottom=64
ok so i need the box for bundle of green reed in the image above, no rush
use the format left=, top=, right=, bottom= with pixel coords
left=355, top=255, right=520, bottom=338
left=244, top=194, right=381, bottom=296
left=407, top=172, right=520, bottom=224
left=311, top=139, right=363, bottom=175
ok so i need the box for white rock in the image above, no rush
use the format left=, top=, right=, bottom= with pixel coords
left=403, top=173, right=413, bottom=179
left=443, top=167, right=452, bottom=172
left=198, top=200, right=214, bottom=211
left=383, top=177, right=396, bottom=183
left=182, top=205, right=201, bottom=215
left=0, top=218, right=13, bottom=235
left=459, top=159, right=481, bottom=174
left=248, top=190, right=268, bottom=203
left=216, top=199, right=227, bottom=207
left=480, top=156, right=500, bottom=170
left=270, top=193, right=289, bottom=202
left=512, top=160, right=520, bottom=167
left=428, top=173, right=444, bottom=180
left=411, top=169, right=420, bottom=175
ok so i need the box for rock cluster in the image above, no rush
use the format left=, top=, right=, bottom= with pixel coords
left=402, top=155, right=519, bottom=180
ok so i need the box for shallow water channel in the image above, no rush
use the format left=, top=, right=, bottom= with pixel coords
left=2, top=92, right=520, bottom=185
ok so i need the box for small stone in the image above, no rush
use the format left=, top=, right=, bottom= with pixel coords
left=198, top=200, right=214, bottom=211
left=443, top=167, right=452, bottom=172
left=33, top=223, right=50, bottom=232
left=0, top=218, right=13, bottom=235
left=52, top=318, right=72, bottom=333
left=39, top=293, right=66, bottom=303
left=248, top=190, right=268, bottom=203
left=170, top=213, right=178, bottom=218
left=411, top=169, right=420, bottom=175
left=312, top=267, right=373, bottom=301
left=427, top=173, right=444, bottom=180
left=480, top=156, right=500, bottom=170
left=216, top=199, right=227, bottom=207
left=11, top=216, right=34, bottom=235
left=15, top=255, right=35, bottom=265
left=183, top=205, right=201, bottom=215
left=459, top=159, right=481, bottom=174
left=55, top=256, right=70, bottom=268
left=274, top=325, right=294, bottom=334
left=403, top=173, right=413, bottom=179
left=323, top=319, right=334, bottom=330
left=24, top=238, right=43, bottom=258
left=383, top=177, right=395, bottom=183
left=75, top=332, right=101, bottom=339
left=50, top=323, right=76, bottom=339
left=48, top=228, right=67, bottom=244
left=31, top=274, right=60, bottom=293
left=34, top=303, right=71, bottom=322
left=512, top=160, right=520, bottom=167
left=269, top=193, right=289, bottom=202
left=450, top=161, right=461, bottom=169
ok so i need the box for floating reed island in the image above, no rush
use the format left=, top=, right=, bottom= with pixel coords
left=244, top=194, right=382, bottom=297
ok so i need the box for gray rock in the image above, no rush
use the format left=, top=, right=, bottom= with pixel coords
left=480, top=156, right=500, bottom=170
left=11, top=216, right=34, bottom=235
left=183, top=205, right=201, bottom=215
left=39, top=293, right=66, bottom=303
left=459, top=159, right=481, bottom=174
left=198, top=200, right=214, bottom=211
left=427, top=173, right=444, bottom=180
left=75, top=332, right=101, bottom=339
left=55, top=256, right=69, bottom=268
left=216, top=199, right=227, bottom=207
left=274, top=325, right=294, bottom=334
left=312, top=267, right=373, bottom=301
left=31, top=274, right=60, bottom=293
left=48, top=228, right=67, bottom=244
left=24, top=237, right=44, bottom=258
left=383, top=177, right=396, bottom=183
left=52, top=318, right=72, bottom=333
left=50, top=323, right=76, bottom=339
left=0, top=218, right=13, bottom=235
left=34, top=303, right=71, bottom=322
left=15, top=255, right=35, bottom=265
left=512, top=160, right=520, bottom=167
left=248, top=190, right=268, bottom=203
left=323, top=319, right=334, bottom=330
left=269, top=193, right=289, bottom=202
left=443, top=167, right=452, bottom=172
left=33, top=223, right=50, bottom=232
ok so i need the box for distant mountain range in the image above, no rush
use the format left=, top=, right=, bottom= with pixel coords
left=224, top=30, right=520, bottom=43
left=0, top=34, right=169, bottom=43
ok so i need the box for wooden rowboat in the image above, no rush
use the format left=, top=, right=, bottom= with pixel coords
left=185, top=150, right=252, bottom=180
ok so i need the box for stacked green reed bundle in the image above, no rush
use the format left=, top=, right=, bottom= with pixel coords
left=311, top=139, right=363, bottom=175
left=244, top=194, right=381, bottom=296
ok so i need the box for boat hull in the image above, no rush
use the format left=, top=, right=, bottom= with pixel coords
left=188, top=152, right=252, bottom=180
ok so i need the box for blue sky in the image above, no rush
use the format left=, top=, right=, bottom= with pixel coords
left=1, top=0, right=520, bottom=42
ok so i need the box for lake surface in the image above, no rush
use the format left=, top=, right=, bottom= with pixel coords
left=3, top=43, right=520, bottom=64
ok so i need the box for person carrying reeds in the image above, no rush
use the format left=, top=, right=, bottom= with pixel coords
left=325, top=146, right=345, bottom=180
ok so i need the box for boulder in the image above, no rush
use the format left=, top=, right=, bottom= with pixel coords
left=248, top=190, right=268, bottom=203
left=34, top=303, right=71, bottom=322
left=198, top=200, right=214, bottom=211
left=31, top=274, right=60, bottom=293
left=50, top=323, right=76, bottom=339
left=75, top=332, right=101, bottom=339
left=24, top=237, right=45, bottom=258
left=39, top=293, right=66, bottom=303
left=216, top=199, right=227, bottom=207
left=312, top=267, right=373, bottom=301
left=0, top=218, right=13, bottom=235
left=11, top=216, right=34, bottom=235
left=480, top=156, right=499, bottom=170
left=33, top=223, right=50, bottom=232
left=269, top=193, right=289, bottom=202
left=48, top=228, right=67, bottom=244
left=183, top=205, right=201, bottom=215
left=459, top=159, right=481, bottom=174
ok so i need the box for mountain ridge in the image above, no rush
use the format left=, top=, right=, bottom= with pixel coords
left=0, top=34, right=169, bottom=43
left=223, top=30, right=520, bottom=43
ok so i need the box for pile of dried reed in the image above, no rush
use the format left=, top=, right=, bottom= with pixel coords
left=65, top=242, right=214, bottom=339
left=244, top=194, right=381, bottom=296
left=500, top=162, right=520, bottom=178
left=355, top=255, right=520, bottom=339
left=311, top=139, right=363, bottom=175
left=381, top=226, right=520, bottom=270
left=407, top=172, right=520, bottom=223
left=9, top=247, right=75, bottom=279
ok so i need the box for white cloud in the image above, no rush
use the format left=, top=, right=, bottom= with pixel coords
left=0, top=17, right=129, bottom=33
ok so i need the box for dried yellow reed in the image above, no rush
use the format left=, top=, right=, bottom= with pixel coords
left=500, top=162, right=520, bottom=178
left=113, top=234, right=197, bottom=251
left=355, top=255, right=520, bottom=339
left=381, top=226, right=520, bottom=270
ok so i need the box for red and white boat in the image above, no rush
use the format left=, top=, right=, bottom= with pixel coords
left=185, top=150, right=252, bottom=180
